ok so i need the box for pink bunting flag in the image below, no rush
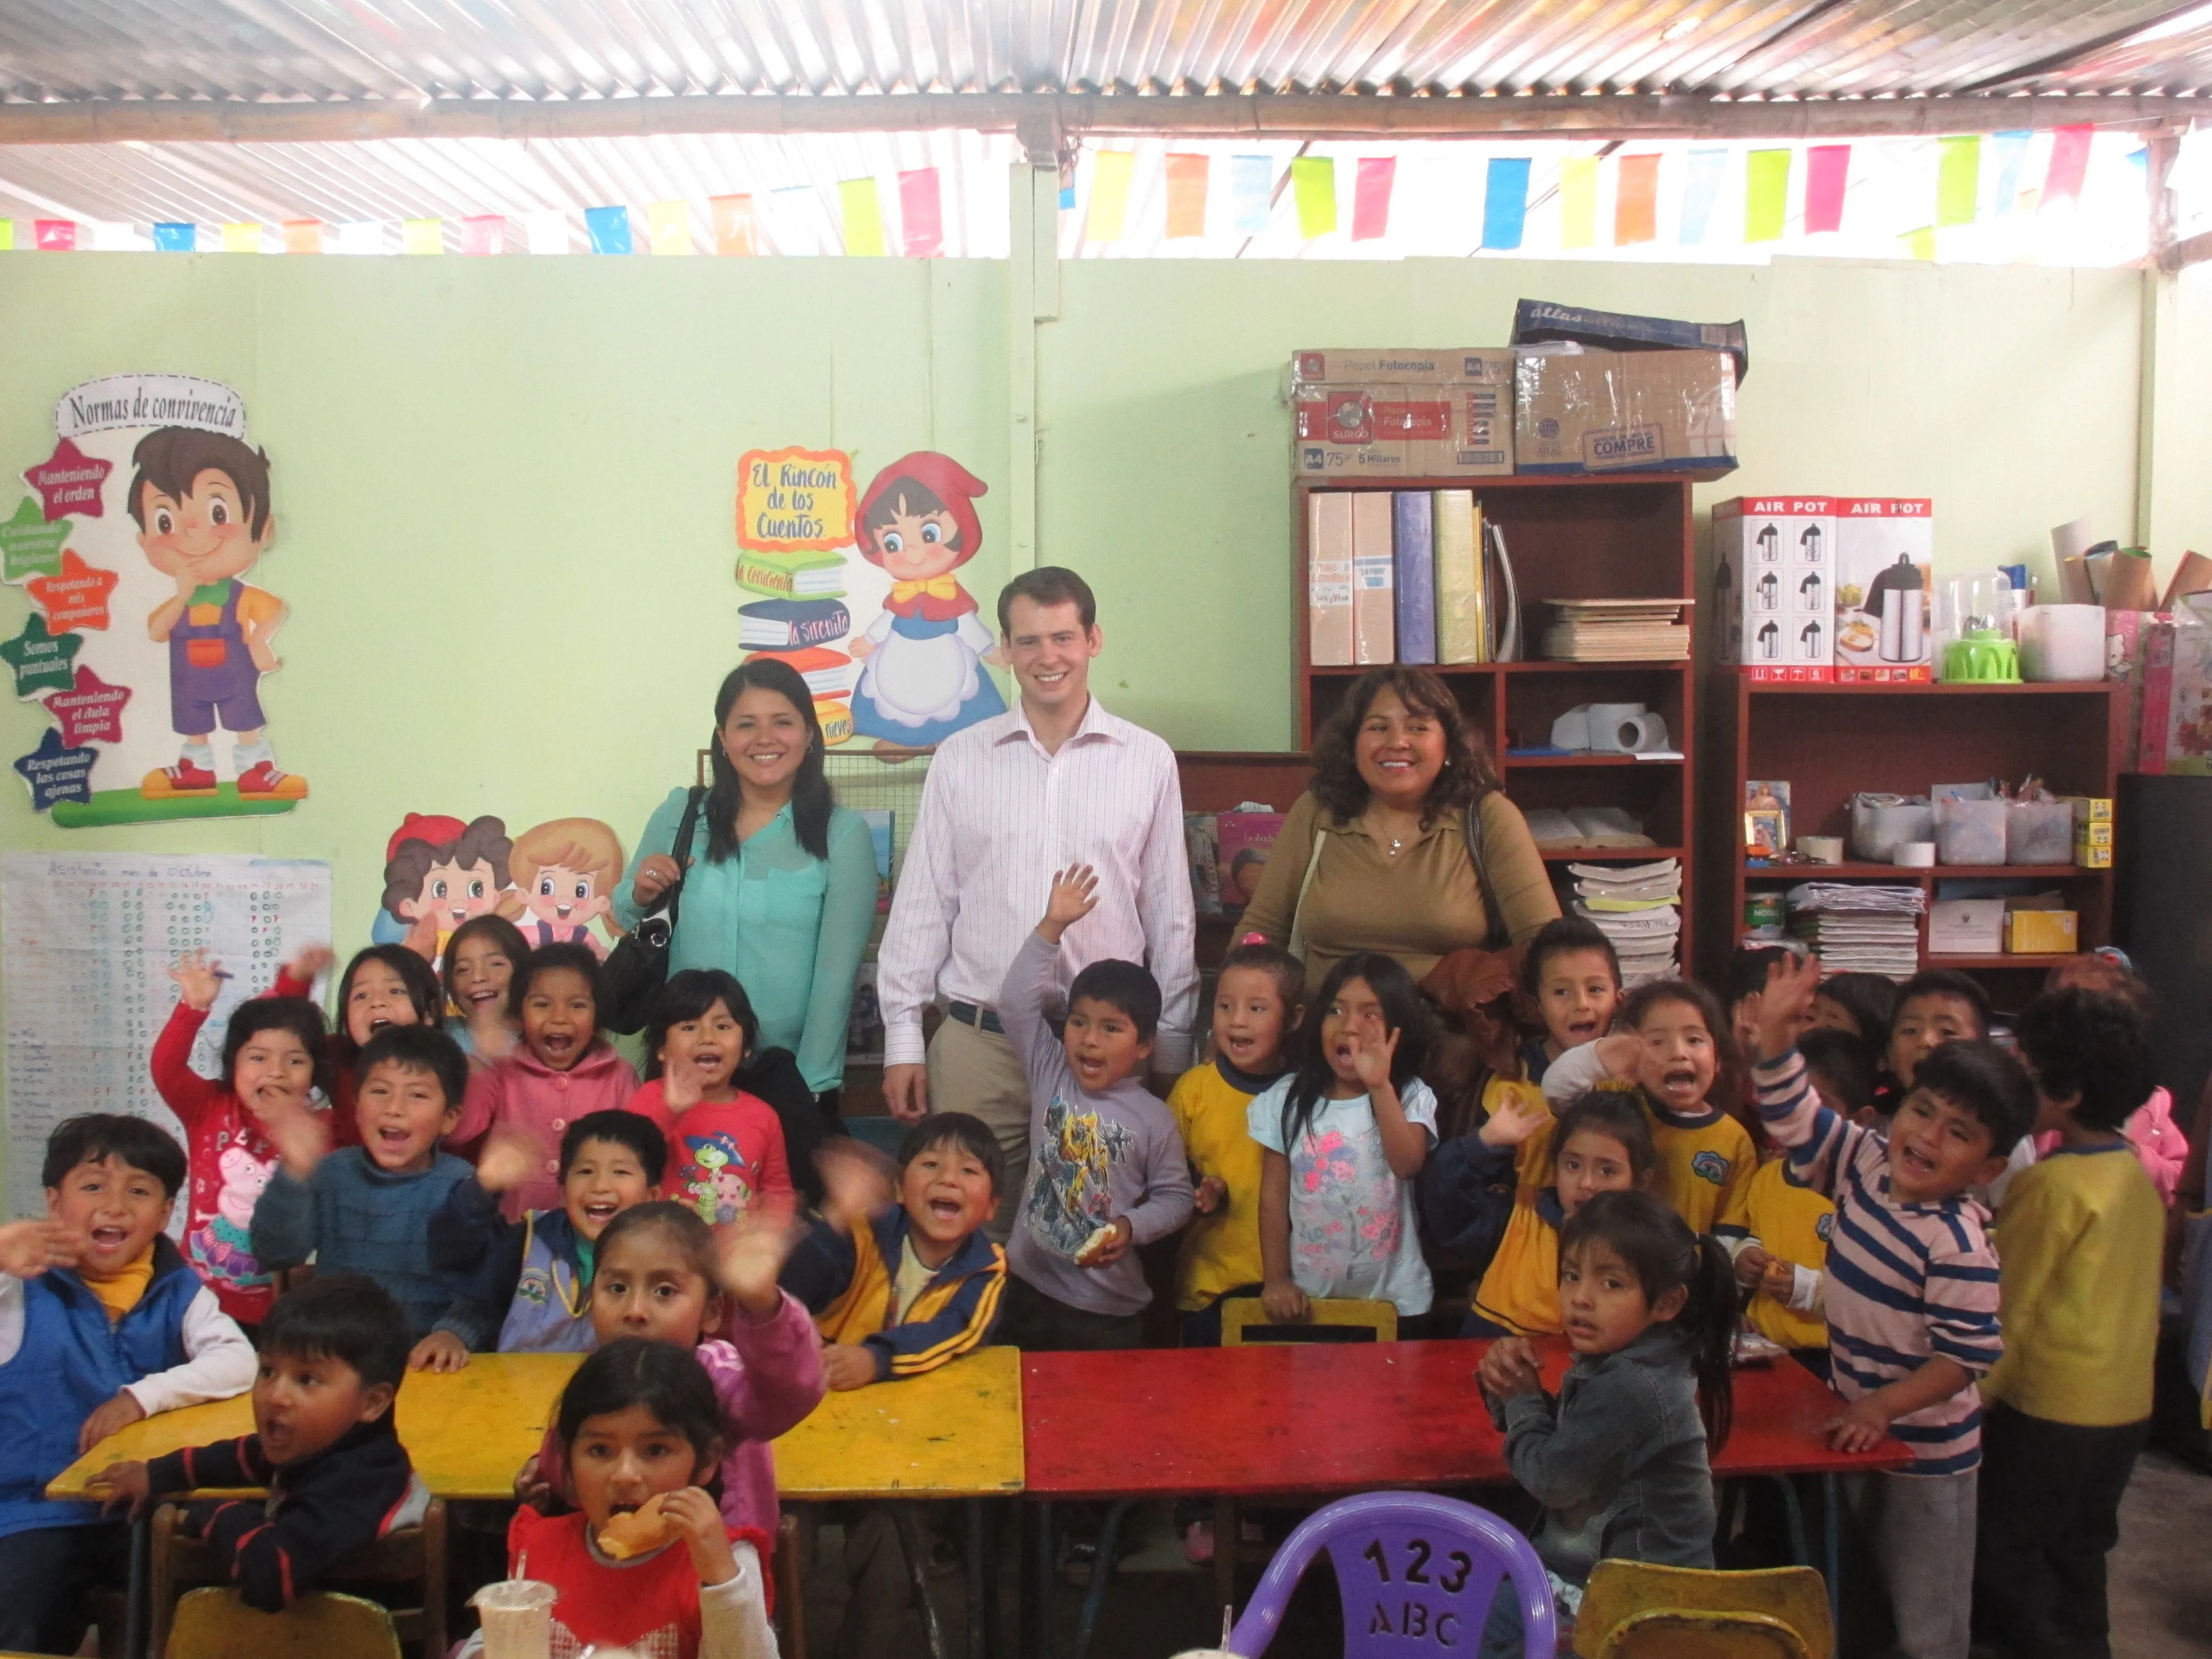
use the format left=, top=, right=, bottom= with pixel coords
left=899, top=169, right=943, bottom=257
left=457, top=215, right=505, bottom=255
left=2044, top=125, right=2094, bottom=207
left=1806, top=145, right=1851, bottom=234
left=34, top=220, right=76, bottom=252
left=1352, top=157, right=1396, bottom=242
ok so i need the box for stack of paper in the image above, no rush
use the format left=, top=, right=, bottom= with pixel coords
left=1785, top=883, right=1926, bottom=979
left=1524, top=806, right=1656, bottom=851
left=1571, top=859, right=1682, bottom=987
left=1541, top=598, right=1692, bottom=662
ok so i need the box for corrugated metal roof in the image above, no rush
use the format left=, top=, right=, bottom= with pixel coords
left=3, top=0, right=2211, bottom=104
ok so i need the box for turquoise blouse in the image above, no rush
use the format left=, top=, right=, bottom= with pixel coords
left=615, top=789, right=878, bottom=1095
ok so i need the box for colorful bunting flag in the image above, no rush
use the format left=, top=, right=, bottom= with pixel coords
left=1558, top=156, right=1598, bottom=248
left=1232, top=155, right=1273, bottom=234
left=648, top=200, right=694, bottom=254
left=1615, top=154, right=1660, bottom=245
left=153, top=222, right=195, bottom=253
left=1745, top=150, right=1791, bottom=242
left=1902, top=225, right=1937, bottom=261
left=585, top=206, right=633, bottom=255
left=1682, top=148, right=1726, bottom=243
left=1165, top=154, right=1209, bottom=239
left=1087, top=150, right=1134, bottom=242
left=1806, top=145, right=1850, bottom=234
left=1352, top=156, right=1396, bottom=241
left=899, top=169, right=943, bottom=257
left=35, top=220, right=77, bottom=252
left=401, top=218, right=444, bottom=255
left=1482, top=158, right=1531, bottom=250
left=1991, top=131, right=2032, bottom=214
left=838, top=180, right=886, bottom=255
left=2044, top=125, right=2094, bottom=207
left=0, top=221, right=13, bottom=252
left=771, top=187, right=819, bottom=255
left=220, top=222, right=261, bottom=253
left=1292, top=156, right=1336, bottom=238
left=709, top=195, right=759, bottom=257
left=455, top=215, right=502, bottom=255
left=525, top=212, right=569, bottom=255
left=1937, top=136, right=1981, bottom=227
left=336, top=221, right=385, bottom=255
left=282, top=219, right=325, bottom=254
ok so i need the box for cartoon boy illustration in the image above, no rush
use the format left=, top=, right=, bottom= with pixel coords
left=847, top=452, right=1006, bottom=752
left=509, top=818, right=625, bottom=958
left=375, top=812, right=521, bottom=956
left=129, top=427, right=305, bottom=799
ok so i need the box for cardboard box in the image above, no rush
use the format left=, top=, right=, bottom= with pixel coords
left=1835, top=498, right=1933, bottom=682
left=1290, top=349, right=1514, bottom=479
left=1929, top=899, right=2006, bottom=956
left=1512, top=346, right=1738, bottom=476
left=1714, top=497, right=1834, bottom=681
left=2006, top=908, right=2079, bottom=955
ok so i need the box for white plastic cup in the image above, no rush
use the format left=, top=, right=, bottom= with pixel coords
left=471, top=1580, right=557, bottom=1659
left=2020, top=603, right=2106, bottom=682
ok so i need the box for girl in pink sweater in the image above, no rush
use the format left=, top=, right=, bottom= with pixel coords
left=454, top=942, right=640, bottom=1218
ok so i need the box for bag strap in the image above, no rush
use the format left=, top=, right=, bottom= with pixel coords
left=1284, top=820, right=1331, bottom=966
left=663, top=785, right=707, bottom=933
left=1464, top=792, right=1511, bottom=954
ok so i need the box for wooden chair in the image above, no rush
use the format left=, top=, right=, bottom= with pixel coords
left=149, top=1498, right=446, bottom=1659
left=1574, top=1562, right=1831, bottom=1659
left=164, top=1588, right=401, bottom=1659
left=773, top=1510, right=806, bottom=1657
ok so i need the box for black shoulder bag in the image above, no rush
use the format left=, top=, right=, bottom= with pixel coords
left=602, top=785, right=706, bottom=1034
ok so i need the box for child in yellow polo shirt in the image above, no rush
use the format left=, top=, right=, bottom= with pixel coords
left=1735, top=1027, right=1870, bottom=1378
left=1168, top=942, right=1303, bottom=1347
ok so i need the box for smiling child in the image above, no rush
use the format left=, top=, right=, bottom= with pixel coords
left=627, top=971, right=794, bottom=1228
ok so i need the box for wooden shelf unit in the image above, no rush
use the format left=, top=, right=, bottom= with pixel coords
left=1293, top=473, right=1699, bottom=968
left=1698, top=675, right=2125, bottom=998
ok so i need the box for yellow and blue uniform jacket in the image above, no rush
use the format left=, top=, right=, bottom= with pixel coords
left=781, top=1207, right=1006, bottom=1383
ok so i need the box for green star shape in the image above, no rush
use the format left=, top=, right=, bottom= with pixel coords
left=1, top=496, right=70, bottom=583
left=0, top=613, right=84, bottom=697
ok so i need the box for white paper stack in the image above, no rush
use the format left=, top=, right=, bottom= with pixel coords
left=1571, top=858, right=1683, bottom=987
left=1541, top=599, right=1692, bottom=662
left=1785, top=883, right=1926, bottom=979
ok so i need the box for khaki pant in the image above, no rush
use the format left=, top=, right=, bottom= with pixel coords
left=925, top=1015, right=1032, bottom=1243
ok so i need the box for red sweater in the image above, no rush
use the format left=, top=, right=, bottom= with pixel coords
left=507, top=1506, right=773, bottom=1659
left=627, top=1080, right=795, bottom=1227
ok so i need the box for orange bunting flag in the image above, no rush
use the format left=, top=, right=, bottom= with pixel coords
left=1165, top=154, right=1209, bottom=239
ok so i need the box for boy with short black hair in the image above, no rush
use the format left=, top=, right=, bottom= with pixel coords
left=783, top=1114, right=1007, bottom=1390
left=253, top=1026, right=497, bottom=1370
left=0, top=1115, right=258, bottom=1655
left=999, top=864, right=1193, bottom=1353
left=1876, top=969, right=1992, bottom=1113
left=91, top=1276, right=429, bottom=1614
left=430, top=1109, right=667, bottom=1352
left=1751, top=954, right=2034, bottom=1659
left=1973, top=987, right=2164, bottom=1659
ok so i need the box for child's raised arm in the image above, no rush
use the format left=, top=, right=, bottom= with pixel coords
left=995, top=868, right=1096, bottom=1079
left=707, top=1197, right=826, bottom=1440
left=1038, top=863, right=1099, bottom=947
left=1348, top=1027, right=1429, bottom=1180
left=247, top=1108, right=331, bottom=1271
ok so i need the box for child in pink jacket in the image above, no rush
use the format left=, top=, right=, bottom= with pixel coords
left=451, top=943, right=640, bottom=1218
left=2037, top=954, right=2189, bottom=1203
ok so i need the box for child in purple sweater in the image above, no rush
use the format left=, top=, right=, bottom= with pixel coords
left=999, top=863, right=1193, bottom=1352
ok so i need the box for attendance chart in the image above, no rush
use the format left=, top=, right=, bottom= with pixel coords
left=3, top=853, right=331, bottom=1218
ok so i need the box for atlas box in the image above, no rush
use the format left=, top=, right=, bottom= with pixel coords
left=1713, top=497, right=1834, bottom=682
left=1288, top=349, right=1515, bottom=479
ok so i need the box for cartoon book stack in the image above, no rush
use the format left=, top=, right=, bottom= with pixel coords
left=736, top=552, right=854, bottom=743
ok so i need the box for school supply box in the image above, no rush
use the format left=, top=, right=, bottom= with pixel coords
left=1288, top=348, right=1515, bottom=481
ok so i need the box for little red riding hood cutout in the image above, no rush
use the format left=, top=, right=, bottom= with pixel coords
left=846, top=453, right=1006, bottom=749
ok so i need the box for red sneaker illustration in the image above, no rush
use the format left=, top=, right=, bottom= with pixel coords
left=140, top=758, right=218, bottom=798
left=236, top=760, right=308, bottom=799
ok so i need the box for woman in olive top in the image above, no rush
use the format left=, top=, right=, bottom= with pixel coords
left=618, top=658, right=878, bottom=1105
left=1241, top=666, right=1559, bottom=983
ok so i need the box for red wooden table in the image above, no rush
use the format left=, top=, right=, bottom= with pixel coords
left=1019, top=1339, right=1907, bottom=1657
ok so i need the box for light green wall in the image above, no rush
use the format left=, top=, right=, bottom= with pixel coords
left=0, top=244, right=2180, bottom=1192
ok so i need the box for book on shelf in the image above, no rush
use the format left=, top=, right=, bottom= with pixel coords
left=1185, top=812, right=1222, bottom=917
left=1214, top=807, right=1286, bottom=912
left=1486, top=520, right=1522, bottom=662
left=1541, top=598, right=1692, bottom=662
left=1434, top=489, right=1485, bottom=664
left=1351, top=491, right=1396, bottom=665
left=1308, top=492, right=1354, bottom=667
left=1524, top=806, right=1656, bottom=849
left=1392, top=492, right=1437, bottom=665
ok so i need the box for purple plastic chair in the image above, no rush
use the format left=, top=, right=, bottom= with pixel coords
left=1224, top=1491, right=1557, bottom=1658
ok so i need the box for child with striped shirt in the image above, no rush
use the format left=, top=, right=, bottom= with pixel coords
left=1748, top=954, right=2034, bottom=1659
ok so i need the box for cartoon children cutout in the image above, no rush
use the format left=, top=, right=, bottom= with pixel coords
left=128, top=428, right=306, bottom=799
left=847, top=452, right=1008, bottom=750
left=509, top=818, right=625, bottom=959
left=373, top=813, right=523, bottom=957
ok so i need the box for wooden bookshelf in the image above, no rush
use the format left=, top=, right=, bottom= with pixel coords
left=1697, top=675, right=2125, bottom=1003
left=1293, top=473, right=1700, bottom=968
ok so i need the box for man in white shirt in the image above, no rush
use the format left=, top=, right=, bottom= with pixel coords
left=877, top=567, right=1197, bottom=1237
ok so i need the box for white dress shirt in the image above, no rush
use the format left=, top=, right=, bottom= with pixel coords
left=877, top=695, right=1198, bottom=1071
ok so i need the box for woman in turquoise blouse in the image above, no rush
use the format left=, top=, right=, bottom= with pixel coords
left=618, top=659, right=878, bottom=1102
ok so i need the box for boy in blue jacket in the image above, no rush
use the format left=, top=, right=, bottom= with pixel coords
left=0, top=1114, right=256, bottom=1654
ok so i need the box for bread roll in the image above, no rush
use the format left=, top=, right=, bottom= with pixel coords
left=597, top=1494, right=673, bottom=1559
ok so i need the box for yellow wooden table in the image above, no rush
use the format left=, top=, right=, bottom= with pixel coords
left=50, top=1345, right=1026, bottom=1501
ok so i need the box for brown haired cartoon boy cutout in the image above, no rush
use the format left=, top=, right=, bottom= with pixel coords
left=128, top=427, right=306, bottom=800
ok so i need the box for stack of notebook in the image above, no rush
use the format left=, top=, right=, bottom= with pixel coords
left=1569, top=859, right=1682, bottom=986
left=737, top=557, right=856, bottom=740
left=1785, top=883, right=1926, bottom=980
left=1540, top=599, right=1692, bottom=662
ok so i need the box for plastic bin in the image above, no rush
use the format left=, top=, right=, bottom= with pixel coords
left=2008, top=801, right=2077, bottom=865
left=1937, top=798, right=2008, bottom=866
left=1851, top=795, right=1935, bottom=863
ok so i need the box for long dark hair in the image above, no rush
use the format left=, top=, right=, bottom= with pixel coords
left=332, top=946, right=444, bottom=1064
left=1559, top=1189, right=1735, bottom=1452
left=643, top=968, right=760, bottom=1080
left=221, top=997, right=332, bottom=1098
left=554, top=1337, right=724, bottom=1479
left=1309, top=666, right=1499, bottom=828
left=706, top=660, right=833, bottom=863
left=440, top=914, right=530, bottom=1019
left=1277, top=952, right=1431, bottom=1147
